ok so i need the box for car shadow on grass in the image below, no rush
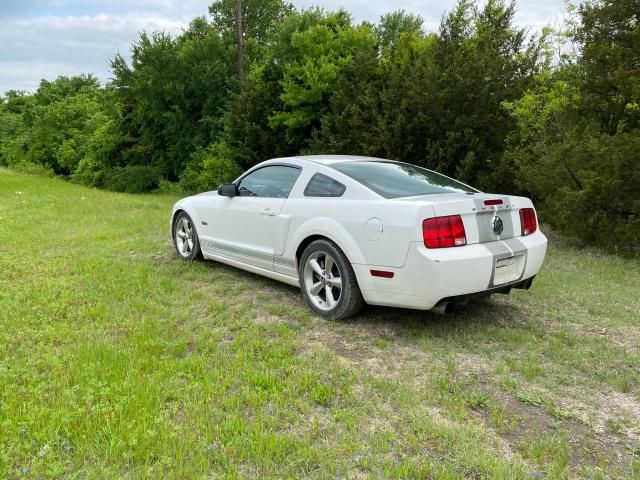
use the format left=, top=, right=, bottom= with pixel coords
left=349, top=297, right=527, bottom=340
left=195, top=254, right=523, bottom=330
left=198, top=254, right=521, bottom=329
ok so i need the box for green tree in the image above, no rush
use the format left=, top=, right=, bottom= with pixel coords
left=576, top=0, right=640, bottom=133
left=179, top=142, right=241, bottom=193
left=428, top=0, right=547, bottom=188
left=224, top=9, right=375, bottom=163
left=110, top=19, right=235, bottom=188
left=507, top=84, right=640, bottom=252
left=375, top=10, right=424, bottom=52
left=1, top=76, right=105, bottom=176
left=310, top=30, right=385, bottom=156
left=73, top=86, right=126, bottom=187
left=503, top=0, right=640, bottom=252
left=373, top=33, right=441, bottom=163
left=209, top=0, right=294, bottom=46
left=223, top=64, right=295, bottom=170
left=268, top=10, right=375, bottom=149
left=0, top=91, right=34, bottom=168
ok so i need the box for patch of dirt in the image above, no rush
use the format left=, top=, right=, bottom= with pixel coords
left=475, top=384, right=634, bottom=476
left=545, top=320, right=640, bottom=353
left=556, top=386, right=640, bottom=444
left=299, top=317, right=637, bottom=478
left=451, top=352, right=492, bottom=376
left=172, top=403, right=186, bottom=424
left=598, top=325, right=640, bottom=352
left=302, top=325, right=443, bottom=391
left=251, top=314, right=286, bottom=325
left=299, top=325, right=532, bottom=470
left=305, top=329, right=375, bottom=362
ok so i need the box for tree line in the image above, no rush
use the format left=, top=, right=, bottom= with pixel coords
left=0, top=0, right=638, bottom=254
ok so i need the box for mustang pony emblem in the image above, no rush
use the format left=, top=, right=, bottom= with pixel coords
left=492, top=216, right=504, bottom=235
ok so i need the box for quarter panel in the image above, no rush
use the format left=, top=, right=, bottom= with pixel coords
left=281, top=199, right=432, bottom=269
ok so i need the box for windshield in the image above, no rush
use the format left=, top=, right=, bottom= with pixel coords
left=330, top=161, right=479, bottom=198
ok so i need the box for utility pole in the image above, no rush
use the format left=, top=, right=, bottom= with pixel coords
left=235, top=0, right=244, bottom=91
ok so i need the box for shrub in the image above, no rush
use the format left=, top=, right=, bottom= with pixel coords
left=10, top=161, right=54, bottom=177
left=155, top=179, right=184, bottom=195
left=103, top=165, right=162, bottom=193
left=536, top=131, right=640, bottom=255
left=179, top=142, right=241, bottom=194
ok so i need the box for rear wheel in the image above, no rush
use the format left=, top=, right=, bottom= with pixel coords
left=173, top=212, right=201, bottom=261
left=299, top=239, right=364, bottom=320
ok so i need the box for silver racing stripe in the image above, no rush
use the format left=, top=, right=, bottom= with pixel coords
left=473, top=197, right=514, bottom=243
left=483, top=237, right=529, bottom=288
left=202, top=240, right=295, bottom=267
left=213, top=241, right=272, bottom=262
left=502, top=237, right=528, bottom=253
left=274, top=256, right=296, bottom=268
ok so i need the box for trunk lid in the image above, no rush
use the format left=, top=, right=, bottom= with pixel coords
left=400, top=192, right=522, bottom=245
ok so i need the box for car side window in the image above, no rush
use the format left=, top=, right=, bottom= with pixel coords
left=303, top=173, right=346, bottom=197
left=237, top=165, right=301, bottom=198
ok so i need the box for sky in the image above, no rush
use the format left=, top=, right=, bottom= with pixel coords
left=0, top=0, right=568, bottom=95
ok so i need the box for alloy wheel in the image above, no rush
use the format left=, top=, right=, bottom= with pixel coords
left=303, top=251, right=342, bottom=311
left=175, top=216, right=194, bottom=258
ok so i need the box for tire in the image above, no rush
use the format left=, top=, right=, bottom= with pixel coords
left=172, top=212, right=202, bottom=261
left=299, top=239, right=364, bottom=320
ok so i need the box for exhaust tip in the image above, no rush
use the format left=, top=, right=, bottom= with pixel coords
left=431, top=301, right=455, bottom=315
left=515, top=276, right=535, bottom=290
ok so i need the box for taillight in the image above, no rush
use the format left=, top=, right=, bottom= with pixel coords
left=423, top=215, right=467, bottom=248
left=519, top=208, right=537, bottom=236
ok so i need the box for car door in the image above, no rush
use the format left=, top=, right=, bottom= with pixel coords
left=208, top=165, right=301, bottom=271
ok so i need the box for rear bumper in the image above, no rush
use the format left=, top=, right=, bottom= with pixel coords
left=354, top=230, right=547, bottom=310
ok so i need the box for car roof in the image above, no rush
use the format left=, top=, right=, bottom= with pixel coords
left=270, top=155, right=390, bottom=166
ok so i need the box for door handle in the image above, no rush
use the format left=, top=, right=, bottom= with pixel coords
left=261, top=208, right=277, bottom=217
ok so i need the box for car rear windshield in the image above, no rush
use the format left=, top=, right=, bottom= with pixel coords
left=330, top=161, right=478, bottom=198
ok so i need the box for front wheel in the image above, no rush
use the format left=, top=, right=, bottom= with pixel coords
left=299, top=239, right=364, bottom=320
left=173, top=212, right=201, bottom=261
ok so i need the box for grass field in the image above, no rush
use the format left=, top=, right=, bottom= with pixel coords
left=0, top=168, right=639, bottom=479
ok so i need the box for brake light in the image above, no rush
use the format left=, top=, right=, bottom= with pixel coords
left=423, top=215, right=467, bottom=248
left=484, top=199, right=503, bottom=206
left=519, top=208, right=537, bottom=236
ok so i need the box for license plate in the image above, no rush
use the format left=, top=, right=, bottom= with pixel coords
left=493, top=254, right=525, bottom=286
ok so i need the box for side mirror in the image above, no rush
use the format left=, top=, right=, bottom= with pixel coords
left=218, top=183, right=238, bottom=197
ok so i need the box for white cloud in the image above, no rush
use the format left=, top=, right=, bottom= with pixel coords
left=0, top=0, right=568, bottom=94
left=0, top=61, right=75, bottom=91
left=0, top=12, right=196, bottom=92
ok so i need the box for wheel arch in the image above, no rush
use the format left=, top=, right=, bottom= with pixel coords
left=295, top=234, right=329, bottom=267
left=170, top=197, right=201, bottom=238
left=171, top=209, right=186, bottom=237
left=292, top=221, right=366, bottom=266
left=291, top=220, right=372, bottom=294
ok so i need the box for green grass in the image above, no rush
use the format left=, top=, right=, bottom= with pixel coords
left=1, top=168, right=639, bottom=479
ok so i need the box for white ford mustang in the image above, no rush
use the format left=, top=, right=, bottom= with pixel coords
left=171, top=155, right=547, bottom=319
